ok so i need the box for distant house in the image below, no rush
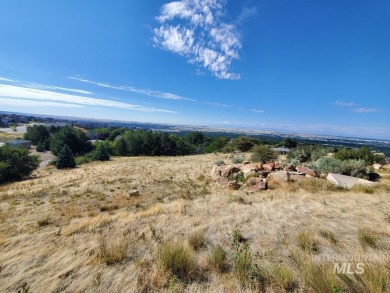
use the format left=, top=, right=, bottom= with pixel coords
left=9, top=139, right=32, bottom=149
left=272, top=147, right=291, bottom=155
left=114, top=135, right=123, bottom=141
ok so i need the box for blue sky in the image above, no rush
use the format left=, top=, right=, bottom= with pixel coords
left=0, top=0, right=389, bottom=139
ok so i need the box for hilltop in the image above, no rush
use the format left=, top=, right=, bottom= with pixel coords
left=1, top=154, right=389, bottom=292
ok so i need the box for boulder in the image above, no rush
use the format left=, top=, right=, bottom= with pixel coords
left=246, top=177, right=263, bottom=187
left=269, top=171, right=290, bottom=183
left=326, top=173, right=378, bottom=189
left=240, top=164, right=258, bottom=173
left=129, top=189, right=140, bottom=197
left=372, top=163, right=382, bottom=170
left=284, top=164, right=296, bottom=172
left=296, top=166, right=317, bottom=177
left=222, top=165, right=241, bottom=178
left=263, top=162, right=275, bottom=172
left=211, top=165, right=224, bottom=181
left=274, top=163, right=283, bottom=170
left=244, top=170, right=258, bottom=180
left=228, top=180, right=240, bottom=190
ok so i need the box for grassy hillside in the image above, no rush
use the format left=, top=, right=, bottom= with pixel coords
left=0, top=154, right=389, bottom=292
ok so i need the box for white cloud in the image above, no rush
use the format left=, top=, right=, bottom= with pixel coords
left=352, top=107, right=380, bottom=113
left=333, top=101, right=356, bottom=107
left=333, top=100, right=381, bottom=113
left=26, top=82, right=93, bottom=95
left=0, top=77, right=16, bottom=83
left=250, top=109, right=264, bottom=113
left=236, top=6, right=257, bottom=23
left=0, top=97, right=84, bottom=108
left=205, top=101, right=232, bottom=107
left=0, top=84, right=176, bottom=113
left=69, top=76, right=195, bottom=101
left=153, top=0, right=242, bottom=80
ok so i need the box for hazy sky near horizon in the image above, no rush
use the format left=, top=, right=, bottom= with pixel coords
left=0, top=0, right=389, bottom=139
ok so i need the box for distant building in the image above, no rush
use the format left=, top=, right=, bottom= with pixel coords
left=114, top=135, right=123, bottom=141
left=272, top=147, right=291, bottom=155
left=9, top=139, right=32, bottom=149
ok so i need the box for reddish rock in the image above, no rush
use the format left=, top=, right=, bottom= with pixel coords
left=249, top=181, right=268, bottom=191
left=246, top=177, right=263, bottom=187
left=263, top=162, right=275, bottom=172
left=228, top=180, right=239, bottom=190
left=296, top=166, right=317, bottom=177
left=240, top=164, right=258, bottom=174
left=222, top=165, right=241, bottom=178
left=284, top=164, right=296, bottom=172
left=274, top=163, right=283, bottom=170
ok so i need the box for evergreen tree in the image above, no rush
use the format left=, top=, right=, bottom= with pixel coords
left=0, top=145, right=40, bottom=183
left=50, top=127, right=92, bottom=155
left=92, top=143, right=110, bottom=161
left=56, top=145, right=76, bottom=169
left=24, top=125, right=50, bottom=145
left=115, top=138, right=127, bottom=156
left=36, top=141, right=45, bottom=152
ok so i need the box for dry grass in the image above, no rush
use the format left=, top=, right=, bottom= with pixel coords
left=0, top=155, right=389, bottom=292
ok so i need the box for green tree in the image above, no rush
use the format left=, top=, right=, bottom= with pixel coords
left=335, top=147, right=375, bottom=166
left=115, top=138, right=127, bottom=156
left=24, top=125, right=50, bottom=145
left=56, top=145, right=76, bottom=169
left=187, top=131, right=205, bottom=146
left=50, top=127, right=92, bottom=156
left=231, top=136, right=259, bottom=152
left=36, top=141, right=45, bottom=152
left=251, top=145, right=277, bottom=163
left=0, top=145, right=40, bottom=183
left=279, top=137, right=298, bottom=148
left=92, top=143, right=110, bottom=161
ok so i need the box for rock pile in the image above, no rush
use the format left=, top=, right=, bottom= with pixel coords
left=210, top=162, right=317, bottom=191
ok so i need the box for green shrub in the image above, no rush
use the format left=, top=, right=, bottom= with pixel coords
left=231, top=136, right=259, bottom=152
left=307, top=157, right=343, bottom=174
left=158, top=242, right=197, bottom=281
left=75, top=154, right=93, bottom=165
left=232, top=156, right=245, bottom=164
left=56, top=145, right=76, bottom=169
left=251, top=145, right=277, bottom=163
left=0, top=145, right=40, bottom=183
left=36, top=141, right=45, bottom=152
left=335, top=147, right=375, bottom=165
left=214, top=160, right=225, bottom=166
left=92, top=143, right=110, bottom=161
left=308, top=157, right=368, bottom=178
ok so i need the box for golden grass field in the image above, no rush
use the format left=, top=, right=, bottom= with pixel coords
left=0, top=154, right=389, bottom=292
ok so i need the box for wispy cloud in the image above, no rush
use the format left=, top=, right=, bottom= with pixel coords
left=333, top=101, right=357, bottom=107
left=0, top=97, right=84, bottom=108
left=69, top=76, right=195, bottom=101
left=0, top=77, right=17, bottom=83
left=236, top=6, right=257, bottom=24
left=250, top=109, right=264, bottom=113
left=0, top=76, right=93, bottom=95
left=333, top=100, right=380, bottom=113
left=205, top=101, right=232, bottom=108
left=153, top=0, right=242, bottom=80
left=26, top=82, right=93, bottom=95
left=352, top=107, right=381, bottom=113
left=0, top=84, right=176, bottom=113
